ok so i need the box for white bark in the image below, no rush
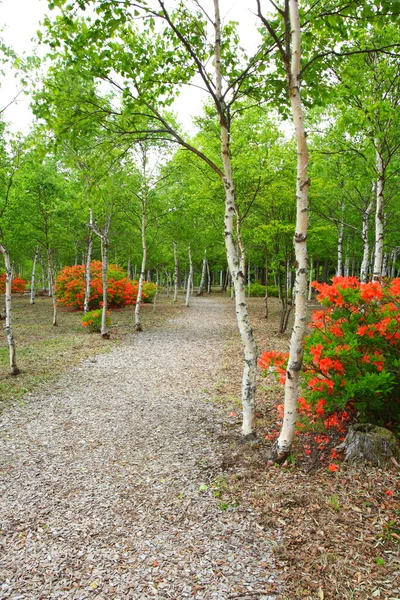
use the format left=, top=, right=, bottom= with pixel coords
left=373, top=145, right=385, bottom=281
left=390, top=248, right=398, bottom=278
left=206, top=260, right=211, bottom=294
left=100, top=237, right=109, bottom=337
left=84, top=209, right=93, bottom=314
left=89, top=214, right=111, bottom=338
left=344, top=241, right=350, bottom=277
left=47, top=248, right=57, bottom=327
left=185, top=245, right=193, bottom=308
left=153, top=268, right=159, bottom=313
left=308, top=256, right=313, bottom=301
left=30, top=245, right=40, bottom=305
left=0, top=244, right=20, bottom=375
left=173, top=241, right=178, bottom=303
left=382, top=252, right=388, bottom=277
left=360, top=195, right=374, bottom=283
left=247, top=258, right=251, bottom=298
left=274, top=0, right=310, bottom=461
left=197, top=250, right=207, bottom=296
left=135, top=197, right=147, bottom=332
left=337, top=204, right=345, bottom=276
left=214, top=0, right=258, bottom=438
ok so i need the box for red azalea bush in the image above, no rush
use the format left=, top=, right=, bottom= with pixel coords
left=259, top=276, right=400, bottom=430
left=55, top=261, right=156, bottom=310
left=0, top=274, right=28, bottom=293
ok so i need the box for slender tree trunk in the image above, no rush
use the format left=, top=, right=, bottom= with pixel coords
left=84, top=209, right=93, bottom=314
left=214, top=0, right=258, bottom=438
left=390, top=248, right=398, bottom=278
left=308, top=256, right=313, bottom=301
left=100, top=238, right=110, bottom=338
left=197, top=250, right=207, bottom=296
left=344, top=240, right=350, bottom=277
left=373, top=145, right=385, bottom=281
left=0, top=243, right=20, bottom=375
left=247, top=258, right=251, bottom=297
left=47, top=248, right=57, bottom=327
left=264, top=250, right=269, bottom=319
left=153, top=268, right=159, bottom=312
left=48, top=258, right=53, bottom=297
left=135, top=199, right=147, bottom=332
left=207, top=260, right=211, bottom=294
left=30, top=245, right=40, bottom=305
left=40, top=258, right=46, bottom=293
left=173, top=241, right=179, bottom=302
left=360, top=196, right=374, bottom=282
left=185, top=245, right=193, bottom=308
left=127, top=257, right=131, bottom=279
left=271, top=0, right=310, bottom=462
left=337, top=205, right=345, bottom=276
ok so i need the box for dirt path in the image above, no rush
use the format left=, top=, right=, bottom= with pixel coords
left=0, top=298, right=277, bottom=600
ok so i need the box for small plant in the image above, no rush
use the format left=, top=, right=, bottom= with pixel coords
left=81, top=310, right=111, bottom=333
left=375, top=557, right=385, bottom=565
left=328, top=494, right=341, bottom=512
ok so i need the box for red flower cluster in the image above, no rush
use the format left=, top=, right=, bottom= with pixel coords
left=0, top=274, right=28, bottom=294
left=259, top=276, right=400, bottom=435
left=55, top=261, right=156, bottom=310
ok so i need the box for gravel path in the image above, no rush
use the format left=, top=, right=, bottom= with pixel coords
left=0, top=298, right=277, bottom=600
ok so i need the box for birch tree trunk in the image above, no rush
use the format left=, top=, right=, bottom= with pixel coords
left=390, top=248, right=398, bottom=278
left=337, top=205, right=345, bottom=276
left=308, top=256, right=313, bottom=301
left=207, top=260, right=211, bottom=294
left=373, top=145, right=385, bottom=281
left=269, top=0, right=310, bottom=461
left=135, top=197, right=147, bottom=332
left=84, top=209, right=93, bottom=314
left=0, top=244, right=20, bottom=375
left=264, top=250, right=269, bottom=318
left=30, top=245, right=40, bottom=305
left=185, top=245, right=193, bottom=308
left=197, top=250, right=207, bottom=296
left=100, top=236, right=110, bottom=338
left=214, top=0, right=258, bottom=438
left=89, top=214, right=111, bottom=338
left=47, top=248, right=57, bottom=327
left=360, top=195, right=374, bottom=282
left=40, top=258, right=46, bottom=293
left=153, top=268, right=159, bottom=312
left=173, top=241, right=179, bottom=303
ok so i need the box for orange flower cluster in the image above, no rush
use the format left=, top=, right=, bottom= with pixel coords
left=55, top=261, right=156, bottom=310
left=0, top=274, right=28, bottom=293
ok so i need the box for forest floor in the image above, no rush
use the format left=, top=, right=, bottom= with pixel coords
left=0, top=293, right=399, bottom=600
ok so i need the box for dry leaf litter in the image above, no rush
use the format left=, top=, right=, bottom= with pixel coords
left=0, top=298, right=277, bottom=600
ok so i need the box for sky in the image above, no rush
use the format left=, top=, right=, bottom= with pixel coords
left=0, top=0, right=261, bottom=134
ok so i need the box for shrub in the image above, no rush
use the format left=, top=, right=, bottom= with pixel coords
left=81, top=309, right=111, bottom=332
left=245, top=282, right=266, bottom=297
left=55, top=261, right=157, bottom=310
left=0, top=274, right=28, bottom=294
left=259, top=276, right=400, bottom=429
